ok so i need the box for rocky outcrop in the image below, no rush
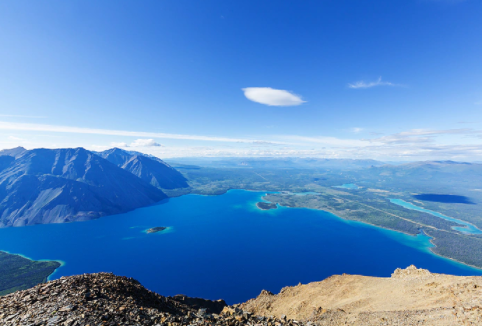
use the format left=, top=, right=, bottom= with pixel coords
left=0, top=273, right=308, bottom=326
left=391, top=264, right=432, bottom=278
left=240, top=266, right=482, bottom=325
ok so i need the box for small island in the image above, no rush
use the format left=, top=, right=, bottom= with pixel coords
left=256, top=202, right=278, bottom=210
left=146, top=227, right=167, bottom=234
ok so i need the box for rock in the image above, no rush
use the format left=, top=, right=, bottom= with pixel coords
left=0, top=272, right=310, bottom=326
left=391, top=265, right=432, bottom=278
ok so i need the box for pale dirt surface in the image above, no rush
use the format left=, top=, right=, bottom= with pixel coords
left=240, top=265, right=482, bottom=325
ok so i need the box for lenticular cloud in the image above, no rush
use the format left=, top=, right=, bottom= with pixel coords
left=242, top=87, right=306, bottom=106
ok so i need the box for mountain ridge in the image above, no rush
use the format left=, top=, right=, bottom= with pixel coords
left=97, top=148, right=189, bottom=189
left=0, top=147, right=168, bottom=227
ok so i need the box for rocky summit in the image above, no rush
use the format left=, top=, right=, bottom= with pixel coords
left=0, top=273, right=306, bottom=326
left=1, top=266, right=482, bottom=325
left=241, top=265, right=482, bottom=325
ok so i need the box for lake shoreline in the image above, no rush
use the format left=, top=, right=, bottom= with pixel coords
left=1, top=188, right=480, bottom=304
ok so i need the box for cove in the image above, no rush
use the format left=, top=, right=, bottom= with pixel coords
left=390, top=199, right=482, bottom=235
left=0, top=190, right=480, bottom=304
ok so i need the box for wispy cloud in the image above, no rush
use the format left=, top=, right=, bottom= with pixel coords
left=0, top=121, right=254, bottom=143
left=278, top=135, right=371, bottom=147
left=8, top=136, right=25, bottom=141
left=348, top=77, right=402, bottom=89
left=0, top=114, right=47, bottom=119
left=348, top=127, right=363, bottom=133
left=364, top=128, right=477, bottom=145
left=114, top=142, right=482, bottom=161
left=242, top=87, right=306, bottom=106
left=4, top=120, right=482, bottom=161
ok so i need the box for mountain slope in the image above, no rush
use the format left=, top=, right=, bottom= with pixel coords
left=0, top=148, right=167, bottom=227
left=241, top=265, right=482, bottom=325
left=98, top=148, right=189, bottom=189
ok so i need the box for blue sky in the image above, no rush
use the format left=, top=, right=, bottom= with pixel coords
left=0, top=0, right=481, bottom=160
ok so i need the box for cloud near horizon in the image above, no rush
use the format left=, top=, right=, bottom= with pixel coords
left=113, top=139, right=161, bottom=147
left=348, top=77, right=400, bottom=89
left=2, top=121, right=482, bottom=161
left=242, top=87, right=306, bottom=106
left=130, top=139, right=161, bottom=147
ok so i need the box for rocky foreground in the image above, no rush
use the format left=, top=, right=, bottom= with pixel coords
left=241, top=265, right=482, bottom=325
left=0, top=273, right=299, bottom=326
left=1, top=266, right=482, bottom=325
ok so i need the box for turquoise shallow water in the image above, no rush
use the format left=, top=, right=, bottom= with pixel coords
left=390, top=199, right=482, bottom=235
left=0, top=190, right=480, bottom=304
left=334, top=184, right=360, bottom=190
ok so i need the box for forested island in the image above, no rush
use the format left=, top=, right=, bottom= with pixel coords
left=256, top=202, right=278, bottom=210
left=146, top=227, right=167, bottom=234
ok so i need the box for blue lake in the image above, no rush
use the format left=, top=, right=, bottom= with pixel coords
left=390, top=199, right=482, bottom=235
left=0, top=190, right=481, bottom=304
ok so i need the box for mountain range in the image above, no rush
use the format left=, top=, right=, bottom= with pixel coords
left=0, top=147, right=188, bottom=227
left=97, top=148, right=189, bottom=189
left=165, top=157, right=385, bottom=169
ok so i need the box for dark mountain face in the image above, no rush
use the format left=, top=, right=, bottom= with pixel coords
left=98, top=148, right=189, bottom=189
left=0, top=148, right=167, bottom=227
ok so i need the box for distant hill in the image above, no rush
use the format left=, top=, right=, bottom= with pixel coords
left=348, top=160, right=482, bottom=205
left=165, top=157, right=385, bottom=170
left=97, top=148, right=189, bottom=189
left=0, top=147, right=167, bottom=227
left=363, top=160, right=482, bottom=184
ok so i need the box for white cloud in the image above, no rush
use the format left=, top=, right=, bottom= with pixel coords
left=350, top=127, right=363, bottom=133
left=120, top=141, right=482, bottom=161
left=8, top=136, right=24, bottom=141
left=278, top=135, right=372, bottom=147
left=0, top=114, right=46, bottom=118
left=4, top=120, right=482, bottom=161
left=130, top=139, right=161, bottom=147
left=348, top=77, right=401, bottom=89
left=242, top=87, right=306, bottom=106
left=364, top=128, right=476, bottom=145
left=0, top=121, right=254, bottom=143
left=397, top=128, right=473, bottom=136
